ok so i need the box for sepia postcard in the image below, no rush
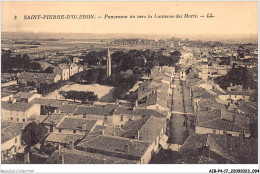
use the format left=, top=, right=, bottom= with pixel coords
left=1, top=0, right=259, bottom=173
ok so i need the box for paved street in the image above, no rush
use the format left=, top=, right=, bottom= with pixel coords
left=168, top=73, right=189, bottom=145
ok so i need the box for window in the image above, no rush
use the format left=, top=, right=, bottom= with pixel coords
left=10, top=117, right=13, bottom=121
left=22, top=119, right=25, bottom=122
left=59, top=129, right=62, bottom=133
left=17, top=118, right=19, bottom=121
left=104, top=116, right=107, bottom=121
left=120, top=115, right=124, bottom=122
left=15, top=138, right=17, bottom=143
left=83, top=114, right=86, bottom=118
left=73, top=130, right=76, bottom=134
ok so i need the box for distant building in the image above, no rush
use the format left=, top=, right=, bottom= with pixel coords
left=73, top=57, right=79, bottom=64
left=17, top=72, right=61, bottom=85
left=53, top=64, right=70, bottom=80
left=69, top=63, right=79, bottom=77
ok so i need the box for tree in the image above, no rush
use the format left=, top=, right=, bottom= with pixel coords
left=60, top=90, right=98, bottom=103
left=21, top=122, right=48, bottom=151
left=214, top=67, right=256, bottom=90
left=21, top=54, right=31, bottom=71
left=43, top=66, right=54, bottom=73
left=29, top=62, right=42, bottom=72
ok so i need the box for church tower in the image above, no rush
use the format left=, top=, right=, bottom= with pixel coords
left=107, top=48, right=111, bottom=77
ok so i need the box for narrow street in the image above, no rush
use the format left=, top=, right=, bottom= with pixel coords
left=168, top=72, right=189, bottom=145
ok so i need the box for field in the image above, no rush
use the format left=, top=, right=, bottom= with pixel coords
left=2, top=32, right=166, bottom=57
left=43, top=83, right=115, bottom=103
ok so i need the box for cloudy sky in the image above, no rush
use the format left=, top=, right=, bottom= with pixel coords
left=2, top=1, right=258, bottom=36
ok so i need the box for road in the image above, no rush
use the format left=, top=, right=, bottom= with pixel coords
left=168, top=72, right=190, bottom=145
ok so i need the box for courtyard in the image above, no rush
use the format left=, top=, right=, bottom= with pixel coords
left=43, top=83, right=115, bottom=103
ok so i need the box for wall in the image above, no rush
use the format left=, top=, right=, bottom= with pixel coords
left=195, top=126, right=249, bottom=137
left=2, top=104, right=41, bottom=122
left=1, top=135, right=22, bottom=161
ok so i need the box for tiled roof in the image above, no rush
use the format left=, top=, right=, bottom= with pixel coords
left=193, top=88, right=215, bottom=99
left=74, top=106, right=113, bottom=116
left=212, top=134, right=258, bottom=162
left=45, top=133, right=85, bottom=144
left=138, top=116, right=166, bottom=142
left=197, top=98, right=226, bottom=111
left=236, top=101, right=258, bottom=115
left=180, top=133, right=236, bottom=163
left=113, top=106, right=134, bottom=115
left=46, top=148, right=138, bottom=164
left=34, top=115, right=49, bottom=124
left=57, top=104, right=79, bottom=114
left=43, top=113, right=67, bottom=125
left=77, top=135, right=150, bottom=158
left=1, top=101, right=34, bottom=112
left=1, top=92, right=13, bottom=98
left=122, top=116, right=150, bottom=132
left=1, top=121, right=13, bottom=129
left=14, top=92, right=35, bottom=99
left=2, top=122, right=24, bottom=144
left=122, top=116, right=166, bottom=142
left=91, top=125, right=106, bottom=135
left=224, top=90, right=252, bottom=96
left=103, top=126, right=126, bottom=137
left=57, top=117, right=98, bottom=131
left=210, top=89, right=225, bottom=95
left=18, top=72, right=58, bottom=79
left=196, top=109, right=250, bottom=133
left=32, top=98, right=67, bottom=107
left=133, top=109, right=167, bottom=117
left=180, top=133, right=257, bottom=163
left=138, top=91, right=168, bottom=109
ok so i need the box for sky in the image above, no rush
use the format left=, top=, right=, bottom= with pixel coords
left=1, top=1, right=258, bottom=36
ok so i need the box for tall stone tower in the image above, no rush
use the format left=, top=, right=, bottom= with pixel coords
left=107, top=48, right=111, bottom=77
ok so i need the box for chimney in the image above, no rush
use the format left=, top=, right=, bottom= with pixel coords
left=102, top=130, right=105, bottom=135
left=230, top=83, right=233, bottom=87
left=248, top=86, right=250, bottom=90
left=137, top=130, right=140, bottom=140
left=59, top=154, right=64, bottom=164
left=69, top=141, right=74, bottom=150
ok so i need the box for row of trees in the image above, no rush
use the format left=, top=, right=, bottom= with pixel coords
left=37, top=81, right=67, bottom=96
left=1, top=50, right=54, bottom=73
left=2, top=51, right=31, bottom=73
left=79, top=49, right=181, bottom=72
left=59, top=90, right=98, bottom=103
